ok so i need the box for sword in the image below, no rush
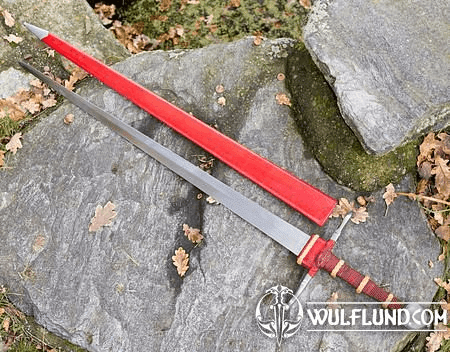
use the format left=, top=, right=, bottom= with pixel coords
left=20, top=60, right=402, bottom=309
left=22, top=22, right=336, bottom=227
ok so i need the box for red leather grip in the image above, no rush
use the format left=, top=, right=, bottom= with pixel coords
left=41, top=33, right=337, bottom=226
left=298, top=236, right=403, bottom=309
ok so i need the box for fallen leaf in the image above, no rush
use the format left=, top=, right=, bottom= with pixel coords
left=42, top=97, right=57, bottom=109
left=351, top=206, right=368, bottom=224
left=64, top=67, right=89, bottom=91
left=172, top=247, right=189, bottom=277
left=228, top=0, right=240, bottom=7
left=419, top=132, right=441, bottom=165
left=356, top=196, right=367, bottom=206
left=183, top=224, right=203, bottom=243
left=20, top=99, right=40, bottom=114
left=275, top=93, right=292, bottom=106
left=383, top=183, right=398, bottom=206
left=253, top=32, right=263, bottom=46
left=331, top=198, right=355, bottom=218
left=88, top=201, right=117, bottom=232
left=437, top=133, right=450, bottom=154
left=2, top=10, right=14, bottom=27
left=426, top=330, right=443, bottom=352
left=431, top=156, right=450, bottom=198
left=206, top=196, right=219, bottom=204
left=3, top=34, right=23, bottom=43
left=419, top=161, right=433, bottom=180
left=0, top=307, right=4, bottom=315
left=416, top=178, right=429, bottom=194
left=2, top=316, right=10, bottom=332
left=30, top=79, right=44, bottom=88
left=299, top=0, right=311, bottom=9
left=435, top=225, right=450, bottom=242
left=0, top=150, right=5, bottom=167
left=64, top=113, right=74, bottom=125
left=94, top=3, right=116, bottom=25
left=0, top=99, right=25, bottom=120
left=215, top=84, right=225, bottom=93
left=217, top=97, right=226, bottom=106
left=5, top=132, right=22, bottom=154
left=434, top=278, right=450, bottom=294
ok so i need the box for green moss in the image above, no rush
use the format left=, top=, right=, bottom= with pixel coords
left=286, top=43, right=418, bottom=191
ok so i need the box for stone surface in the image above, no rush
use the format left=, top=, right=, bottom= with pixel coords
left=0, top=67, right=34, bottom=98
left=304, top=0, right=450, bottom=155
left=0, top=0, right=129, bottom=73
left=287, top=43, right=418, bottom=192
left=0, top=38, right=443, bottom=352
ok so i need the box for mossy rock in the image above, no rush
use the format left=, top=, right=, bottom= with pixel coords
left=286, top=43, right=419, bottom=192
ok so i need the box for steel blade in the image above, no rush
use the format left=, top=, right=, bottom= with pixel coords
left=20, top=61, right=310, bottom=255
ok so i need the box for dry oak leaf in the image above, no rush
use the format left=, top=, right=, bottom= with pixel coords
left=437, top=132, right=450, bottom=155
left=434, top=277, right=450, bottom=294
left=183, top=224, right=203, bottom=243
left=5, top=132, right=22, bottom=154
left=94, top=3, right=116, bottom=25
left=89, top=201, right=117, bottom=232
left=3, top=34, right=22, bottom=43
left=64, top=67, right=89, bottom=91
left=426, top=330, right=443, bottom=352
left=2, top=9, right=14, bottom=27
left=0, top=98, right=25, bottom=120
left=217, top=97, right=226, bottom=106
left=331, top=197, right=354, bottom=218
left=172, top=247, right=189, bottom=277
left=0, top=150, right=5, bottom=167
left=64, top=113, right=74, bottom=125
left=299, top=0, right=312, bottom=9
left=42, top=96, right=57, bottom=109
left=383, top=183, right=397, bottom=206
left=275, top=93, right=292, bottom=106
left=431, top=156, right=450, bottom=198
left=351, top=206, right=368, bottom=224
left=436, top=226, right=450, bottom=242
left=419, top=132, right=441, bottom=165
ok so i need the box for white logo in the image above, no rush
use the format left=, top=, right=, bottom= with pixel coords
left=255, top=285, right=303, bottom=345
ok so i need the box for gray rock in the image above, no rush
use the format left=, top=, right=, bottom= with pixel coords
left=304, top=0, right=450, bottom=154
left=0, top=38, right=443, bottom=352
left=0, top=67, right=34, bottom=98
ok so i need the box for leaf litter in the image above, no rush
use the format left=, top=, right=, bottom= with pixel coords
left=380, top=132, right=450, bottom=351
left=0, top=63, right=89, bottom=167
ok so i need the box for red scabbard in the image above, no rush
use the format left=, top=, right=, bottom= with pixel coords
left=41, top=33, right=336, bottom=226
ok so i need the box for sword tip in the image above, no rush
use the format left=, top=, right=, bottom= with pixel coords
left=23, top=22, right=48, bottom=40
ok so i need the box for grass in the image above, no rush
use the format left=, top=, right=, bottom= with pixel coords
left=0, top=286, right=86, bottom=352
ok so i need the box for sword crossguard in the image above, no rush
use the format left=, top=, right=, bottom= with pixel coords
left=297, top=235, right=403, bottom=309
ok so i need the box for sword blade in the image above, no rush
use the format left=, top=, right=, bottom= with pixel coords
left=20, top=61, right=310, bottom=255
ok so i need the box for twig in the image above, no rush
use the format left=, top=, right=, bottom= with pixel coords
left=397, top=192, right=450, bottom=207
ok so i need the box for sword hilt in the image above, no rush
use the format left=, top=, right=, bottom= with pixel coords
left=297, top=236, right=403, bottom=309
